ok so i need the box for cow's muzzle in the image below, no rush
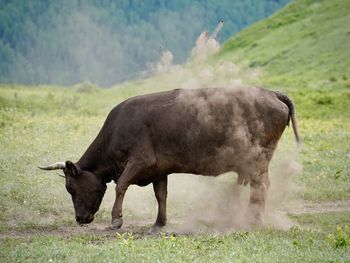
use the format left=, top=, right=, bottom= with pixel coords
left=76, top=214, right=94, bottom=224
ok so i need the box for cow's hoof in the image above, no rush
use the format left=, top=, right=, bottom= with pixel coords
left=111, top=218, right=123, bottom=229
left=247, top=207, right=264, bottom=228
left=248, top=213, right=264, bottom=228
left=251, top=216, right=264, bottom=228
left=148, top=224, right=164, bottom=235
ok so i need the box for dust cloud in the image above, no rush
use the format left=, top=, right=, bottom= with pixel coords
left=100, top=147, right=302, bottom=234
left=148, top=48, right=174, bottom=74
left=98, top=25, right=303, bottom=234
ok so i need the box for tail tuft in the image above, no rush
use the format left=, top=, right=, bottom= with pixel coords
left=275, top=91, right=301, bottom=145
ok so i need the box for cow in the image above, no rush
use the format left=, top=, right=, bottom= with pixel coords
left=39, top=86, right=300, bottom=232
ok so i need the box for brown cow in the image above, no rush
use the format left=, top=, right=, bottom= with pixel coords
left=39, top=86, right=300, bottom=232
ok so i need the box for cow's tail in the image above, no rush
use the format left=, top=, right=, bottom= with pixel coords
left=275, top=91, right=301, bottom=145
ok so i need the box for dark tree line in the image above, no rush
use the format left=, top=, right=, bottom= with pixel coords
left=0, top=0, right=290, bottom=87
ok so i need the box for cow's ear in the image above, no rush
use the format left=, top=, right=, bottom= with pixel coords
left=65, top=161, right=81, bottom=177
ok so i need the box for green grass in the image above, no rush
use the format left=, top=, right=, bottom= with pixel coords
left=216, top=0, right=350, bottom=91
left=290, top=211, right=350, bottom=231
left=1, top=0, right=350, bottom=261
left=1, top=218, right=350, bottom=262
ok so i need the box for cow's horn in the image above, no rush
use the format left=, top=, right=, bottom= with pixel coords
left=38, top=162, right=66, bottom=170
left=56, top=172, right=65, bottom=178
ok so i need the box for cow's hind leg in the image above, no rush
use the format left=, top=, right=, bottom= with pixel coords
left=248, top=169, right=270, bottom=227
left=111, top=161, right=146, bottom=229
left=149, top=175, right=168, bottom=234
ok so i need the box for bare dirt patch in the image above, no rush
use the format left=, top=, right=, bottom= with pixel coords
left=286, top=200, right=350, bottom=215
left=0, top=221, right=152, bottom=239
left=1, top=200, right=349, bottom=239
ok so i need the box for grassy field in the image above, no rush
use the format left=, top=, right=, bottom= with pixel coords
left=1, top=0, right=350, bottom=262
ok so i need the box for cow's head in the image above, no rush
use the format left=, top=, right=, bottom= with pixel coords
left=39, top=161, right=107, bottom=224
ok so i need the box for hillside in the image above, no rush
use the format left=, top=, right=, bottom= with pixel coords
left=218, top=0, right=349, bottom=85
left=0, top=0, right=290, bottom=86
left=216, top=0, right=350, bottom=93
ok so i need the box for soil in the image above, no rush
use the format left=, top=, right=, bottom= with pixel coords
left=286, top=200, right=350, bottom=215
left=1, top=200, right=349, bottom=239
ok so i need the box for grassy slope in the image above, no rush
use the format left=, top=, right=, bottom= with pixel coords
left=217, top=0, right=350, bottom=91
left=1, top=0, right=350, bottom=262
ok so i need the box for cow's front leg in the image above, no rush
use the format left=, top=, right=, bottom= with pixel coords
left=111, top=162, right=143, bottom=229
left=150, top=175, right=168, bottom=234
left=248, top=171, right=269, bottom=226
left=110, top=183, right=128, bottom=229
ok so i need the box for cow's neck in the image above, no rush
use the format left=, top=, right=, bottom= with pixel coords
left=77, top=154, right=122, bottom=183
left=76, top=134, right=123, bottom=183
